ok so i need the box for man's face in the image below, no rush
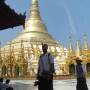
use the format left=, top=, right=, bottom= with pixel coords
left=42, top=44, right=48, bottom=53
left=0, top=78, right=3, bottom=82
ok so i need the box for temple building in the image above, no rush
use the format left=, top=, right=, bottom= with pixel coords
left=0, top=0, right=68, bottom=78
left=67, top=34, right=90, bottom=75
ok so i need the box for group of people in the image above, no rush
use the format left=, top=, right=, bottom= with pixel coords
left=0, top=78, right=13, bottom=90
left=36, top=43, right=89, bottom=90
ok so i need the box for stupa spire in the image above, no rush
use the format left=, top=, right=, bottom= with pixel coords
left=24, top=0, right=47, bottom=33
left=30, top=0, right=41, bottom=19
left=68, top=36, right=74, bottom=54
left=76, top=40, right=81, bottom=57
left=83, top=34, right=89, bottom=50
left=32, top=0, right=38, bottom=4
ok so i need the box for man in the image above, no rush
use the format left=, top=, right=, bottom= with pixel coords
left=76, top=57, right=88, bottom=90
left=36, top=43, right=55, bottom=90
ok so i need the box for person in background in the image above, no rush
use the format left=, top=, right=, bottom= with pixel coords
left=5, top=79, right=13, bottom=90
left=36, top=43, right=55, bottom=90
left=0, top=77, right=9, bottom=90
left=76, top=57, right=88, bottom=90
left=0, top=78, right=4, bottom=90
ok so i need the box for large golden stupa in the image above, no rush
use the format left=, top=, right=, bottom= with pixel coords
left=0, top=0, right=68, bottom=78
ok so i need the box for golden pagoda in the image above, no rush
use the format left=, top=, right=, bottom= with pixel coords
left=68, top=36, right=75, bottom=60
left=66, top=36, right=76, bottom=75
left=0, top=0, right=68, bottom=78
left=67, top=34, right=90, bottom=75
left=82, top=34, right=90, bottom=61
left=81, top=34, right=90, bottom=74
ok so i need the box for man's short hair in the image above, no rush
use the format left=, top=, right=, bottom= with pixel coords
left=0, top=78, right=3, bottom=82
left=42, top=43, right=48, bottom=49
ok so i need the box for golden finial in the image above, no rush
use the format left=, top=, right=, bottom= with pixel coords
left=30, top=0, right=40, bottom=19
left=83, top=34, right=89, bottom=50
left=24, top=0, right=47, bottom=33
left=76, top=40, right=81, bottom=57
left=32, top=0, right=38, bottom=4
left=68, top=36, right=74, bottom=54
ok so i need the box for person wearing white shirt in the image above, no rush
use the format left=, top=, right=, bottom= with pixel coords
left=36, top=44, right=55, bottom=90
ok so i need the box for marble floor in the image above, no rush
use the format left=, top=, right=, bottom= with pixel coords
left=10, top=78, right=90, bottom=90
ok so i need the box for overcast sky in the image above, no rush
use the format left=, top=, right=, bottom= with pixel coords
left=0, top=0, right=90, bottom=49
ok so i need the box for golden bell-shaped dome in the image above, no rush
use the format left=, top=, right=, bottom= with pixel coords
left=2, top=0, right=61, bottom=52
